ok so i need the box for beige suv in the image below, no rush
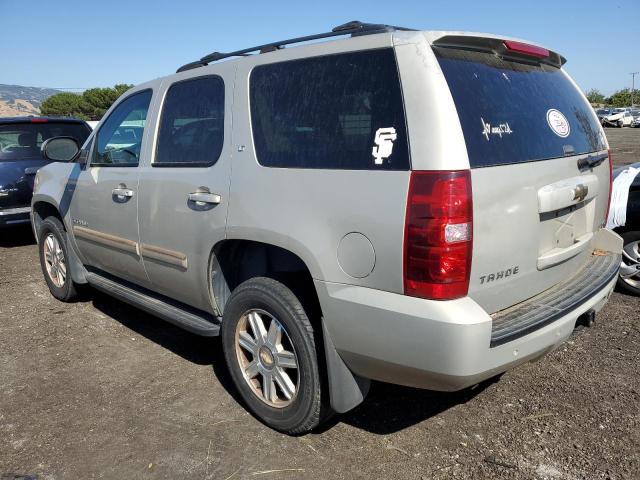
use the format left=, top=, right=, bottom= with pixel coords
left=33, top=21, right=621, bottom=433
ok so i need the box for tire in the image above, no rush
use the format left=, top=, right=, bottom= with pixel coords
left=37, top=216, right=79, bottom=302
left=618, top=120, right=624, bottom=128
left=221, top=277, right=325, bottom=434
left=617, top=230, right=640, bottom=296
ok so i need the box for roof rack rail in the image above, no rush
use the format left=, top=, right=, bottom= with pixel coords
left=176, top=20, right=414, bottom=73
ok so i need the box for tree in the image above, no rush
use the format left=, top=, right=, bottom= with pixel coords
left=40, top=84, right=133, bottom=120
left=585, top=88, right=605, bottom=105
left=38, top=92, right=84, bottom=118
left=605, top=88, right=635, bottom=108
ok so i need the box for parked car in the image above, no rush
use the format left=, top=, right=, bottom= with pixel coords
left=630, top=109, right=640, bottom=127
left=31, top=21, right=621, bottom=434
left=596, top=108, right=612, bottom=124
left=0, top=117, right=91, bottom=227
left=602, top=108, right=634, bottom=127
left=612, top=163, right=640, bottom=295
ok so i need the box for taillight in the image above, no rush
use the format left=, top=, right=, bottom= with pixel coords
left=30, top=118, right=48, bottom=123
left=503, top=40, right=549, bottom=59
left=604, top=150, right=613, bottom=226
left=404, top=170, right=473, bottom=300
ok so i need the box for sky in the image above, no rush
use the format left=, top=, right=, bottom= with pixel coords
left=1, top=0, right=638, bottom=95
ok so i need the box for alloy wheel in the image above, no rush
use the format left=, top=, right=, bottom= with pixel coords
left=620, top=240, right=640, bottom=289
left=43, top=233, right=66, bottom=288
left=234, top=309, right=299, bottom=408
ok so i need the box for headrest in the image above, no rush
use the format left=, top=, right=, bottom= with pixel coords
left=18, top=133, right=36, bottom=147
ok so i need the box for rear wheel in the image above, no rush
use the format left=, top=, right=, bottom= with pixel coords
left=618, top=230, right=640, bottom=296
left=221, top=277, right=326, bottom=434
left=38, top=216, right=79, bottom=302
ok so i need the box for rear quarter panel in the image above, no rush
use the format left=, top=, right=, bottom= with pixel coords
left=227, top=34, right=413, bottom=293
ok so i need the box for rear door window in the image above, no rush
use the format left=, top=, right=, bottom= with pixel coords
left=155, top=76, right=225, bottom=167
left=434, top=47, right=606, bottom=168
left=250, top=49, right=409, bottom=170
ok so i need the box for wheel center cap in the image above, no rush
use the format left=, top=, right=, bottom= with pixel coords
left=259, top=346, right=275, bottom=369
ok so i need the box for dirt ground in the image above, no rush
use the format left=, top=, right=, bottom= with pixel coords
left=1, top=129, right=639, bottom=480
left=605, top=127, right=640, bottom=167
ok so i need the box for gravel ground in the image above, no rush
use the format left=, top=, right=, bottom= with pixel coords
left=0, top=129, right=639, bottom=480
left=605, top=127, right=640, bottom=167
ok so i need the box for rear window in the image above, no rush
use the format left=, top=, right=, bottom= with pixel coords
left=434, top=47, right=606, bottom=168
left=250, top=49, right=409, bottom=170
left=0, top=122, right=90, bottom=161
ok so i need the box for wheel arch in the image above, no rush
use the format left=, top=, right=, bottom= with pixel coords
left=209, top=238, right=320, bottom=318
left=32, top=198, right=64, bottom=239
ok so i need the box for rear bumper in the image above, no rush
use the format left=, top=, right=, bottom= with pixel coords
left=490, top=252, right=619, bottom=346
left=316, top=251, right=619, bottom=392
left=0, top=206, right=31, bottom=227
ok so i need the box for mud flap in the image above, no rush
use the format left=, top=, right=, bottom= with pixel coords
left=65, top=230, right=88, bottom=284
left=322, top=320, right=370, bottom=413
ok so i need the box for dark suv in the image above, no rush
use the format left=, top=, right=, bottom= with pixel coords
left=0, top=117, right=91, bottom=227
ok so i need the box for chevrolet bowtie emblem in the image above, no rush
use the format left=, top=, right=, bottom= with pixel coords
left=573, top=184, right=588, bottom=202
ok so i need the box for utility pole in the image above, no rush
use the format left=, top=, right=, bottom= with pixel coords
left=632, top=72, right=639, bottom=107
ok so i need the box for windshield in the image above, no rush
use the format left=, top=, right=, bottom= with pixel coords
left=434, top=47, right=606, bottom=167
left=0, top=122, right=90, bottom=161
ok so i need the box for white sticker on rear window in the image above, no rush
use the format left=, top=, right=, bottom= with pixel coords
left=372, top=127, right=397, bottom=165
left=546, top=109, right=570, bottom=138
left=480, top=118, right=513, bottom=141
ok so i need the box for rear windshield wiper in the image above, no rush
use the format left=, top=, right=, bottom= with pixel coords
left=577, top=153, right=607, bottom=172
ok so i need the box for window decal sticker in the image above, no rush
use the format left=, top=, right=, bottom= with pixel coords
left=480, top=117, right=513, bottom=141
left=372, top=127, right=397, bottom=165
left=546, top=109, right=570, bottom=138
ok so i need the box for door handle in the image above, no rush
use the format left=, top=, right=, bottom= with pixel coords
left=112, top=184, right=134, bottom=203
left=188, top=190, right=221, bottom=206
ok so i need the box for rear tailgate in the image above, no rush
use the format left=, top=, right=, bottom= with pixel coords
left=0, top=119, right=91, bottom=208
left=433, top=38, right=610, bottom=313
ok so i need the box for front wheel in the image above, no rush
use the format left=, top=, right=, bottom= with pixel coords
left=618, top=120, right=624, bottom=128
left=221, top=277, right=326, bottom=434
left=37, top=216, right=79, bottom=301
left=618, top=230, right=640, bottom=296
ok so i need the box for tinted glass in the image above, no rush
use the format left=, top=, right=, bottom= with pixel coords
left=0, top=122, right=90, bottom=161
left=155, top=76, right=225, bottom=167
left=93, top=90, right=152, bottom=167
left=250, top=49, right=409, bottom=170
left=434, top=47, right=606, bottom=168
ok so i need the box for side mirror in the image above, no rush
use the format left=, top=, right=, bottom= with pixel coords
left=41, top=137, right=80, bottom=163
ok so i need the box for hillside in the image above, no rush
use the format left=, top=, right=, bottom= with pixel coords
left=0, top=84, right=61, bottom=117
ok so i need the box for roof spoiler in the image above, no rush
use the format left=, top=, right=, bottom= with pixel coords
left=432, top=35, right=566, bottom=68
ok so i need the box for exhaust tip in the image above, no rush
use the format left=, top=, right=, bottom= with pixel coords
left=576, top=309, right=596, bottom=328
